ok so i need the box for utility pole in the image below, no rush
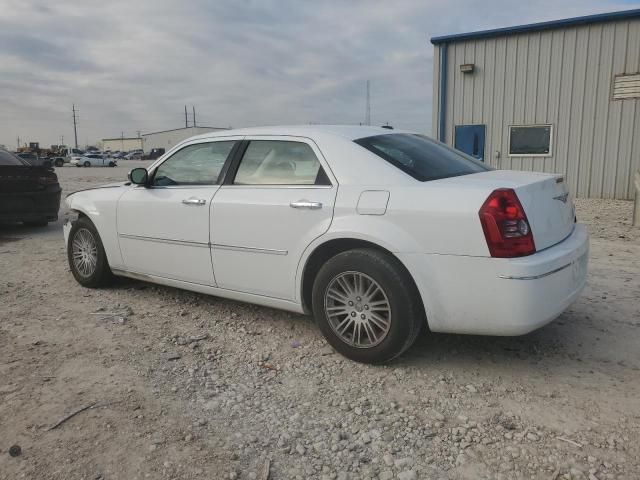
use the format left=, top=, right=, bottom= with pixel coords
left=184, top=105, right=189, bottom=128
left=121, top=131, right=124, bottom=151
left=136, top=130, right=141, bottom=138
left=17, top=136, right=20, bottom=149
left=72, top=104, right=79, bottom=148
left=365, top=80, right=371, bottom=126
left=60, top=135, right=64, bottom=145
left=192, top=106, right=196, bottom=128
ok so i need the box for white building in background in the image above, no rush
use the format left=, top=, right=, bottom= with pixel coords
left=431, top=9, right=640, bottom=199
left=101, top=137, right=144, bottom=152
left=141, top=126, right=228, bottom=151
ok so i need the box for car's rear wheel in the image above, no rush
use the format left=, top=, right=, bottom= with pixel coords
left=54, top=158, right=64, bottom=167
left=67, top=217, right=113, bottom=288
left=311, top=248, right=423, bottom=364
left=83, top=161, right=91, bottom=167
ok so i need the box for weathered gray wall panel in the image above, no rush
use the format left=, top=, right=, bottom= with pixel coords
left=433, top=17, right=640, bottom=199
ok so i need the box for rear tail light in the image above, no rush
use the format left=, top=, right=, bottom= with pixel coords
left=478, top=188, right=535, bottom=258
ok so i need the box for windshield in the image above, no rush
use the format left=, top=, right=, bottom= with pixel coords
left=355, top=133, right=491, bottom=182
left=0, top=149, right=28, bottom=166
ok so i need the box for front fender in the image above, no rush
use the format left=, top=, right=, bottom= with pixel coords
left=66, top=187, right=127, bottom=268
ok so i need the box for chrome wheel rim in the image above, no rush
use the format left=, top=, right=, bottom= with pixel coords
left=324, top=271, right=392, bottom=348
left=72, top=228, right=98, bottom=278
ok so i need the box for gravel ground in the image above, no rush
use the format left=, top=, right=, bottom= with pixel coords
left=1, top=164, right=639, bottom=480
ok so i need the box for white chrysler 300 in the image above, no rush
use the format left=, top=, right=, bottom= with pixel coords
left=64, top=125, right=588, bottom=363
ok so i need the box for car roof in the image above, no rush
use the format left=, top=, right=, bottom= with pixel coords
left=186, top=124, right=408, bottom=142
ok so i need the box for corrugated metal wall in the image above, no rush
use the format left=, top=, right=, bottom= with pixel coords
left=433, top=18, right=640, bottom=199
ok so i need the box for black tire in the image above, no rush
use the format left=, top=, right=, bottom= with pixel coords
left=83, top=161, right=91, bottom=167
left=67, top=216, right=113, bottom=288
left=311, top=248, right=424, bottom=364
left=108, top=161, right=115, bottom=167
left=23, top=219, right=48, bottom=227
left=55, top=158, right=64, bottom=167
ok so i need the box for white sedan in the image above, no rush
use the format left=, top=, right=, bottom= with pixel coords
left=63, top=126, right=588, bottom=363
left=70, top=153, right=117, bottom=167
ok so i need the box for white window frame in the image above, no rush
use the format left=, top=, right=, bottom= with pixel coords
left=507, top=124, right=553, bottom=158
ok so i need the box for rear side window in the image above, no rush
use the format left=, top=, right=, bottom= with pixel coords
left=234, top=140, right=327, bottom=185
left=0, top=150, right=26, bottom=166
left=355, top=133, right=490, bottom=182
left=153, top=141, right=235, bottom=186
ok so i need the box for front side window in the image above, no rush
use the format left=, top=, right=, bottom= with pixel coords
left=153, top=141, right=235, bottom=186
left=234, top=140, right=327, bottom=185
left=355, top=133, right=490, bottom=182
left=508, top=125, right=552, bottom=156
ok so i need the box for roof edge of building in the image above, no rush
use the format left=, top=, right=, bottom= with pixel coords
left=141, top=126, right=229, bottom=137
left=430, top=8, right=640, bottom=45
left=102, top=137, right=142, bottom=141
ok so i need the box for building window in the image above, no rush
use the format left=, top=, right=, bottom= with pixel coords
left=508, top=125, right=553, bottom=157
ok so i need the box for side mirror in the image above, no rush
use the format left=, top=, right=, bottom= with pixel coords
left=129, top=167, right=149, bottom=185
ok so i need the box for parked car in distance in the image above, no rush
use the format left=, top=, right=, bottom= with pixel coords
left=63, top=125, right=589, bottom=363
left=70, top=154, right=117, bottom=167
left=0, top=148, right=61, bottom=226
left=143, top=148, right=165, bottom=160
left=16, top=152, right=53, bottom=168
left=124, top=150, right=143, bottom=160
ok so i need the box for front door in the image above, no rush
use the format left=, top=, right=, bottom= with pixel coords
left=454, top=124, right=486, bottom=162
left=117, top=138, right=240, bottom=285
left=211, top=137, right=337, bottom=300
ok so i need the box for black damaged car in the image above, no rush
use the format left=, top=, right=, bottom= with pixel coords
left=0, top=148, right=61, bottom=226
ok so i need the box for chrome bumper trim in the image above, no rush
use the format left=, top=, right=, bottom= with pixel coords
left=498, top=261, right=573, bottom=280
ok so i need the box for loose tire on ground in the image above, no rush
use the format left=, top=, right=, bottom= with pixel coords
left=311, top=248, right=424, bottom=364
left=67, top=216, right=113, bottom=288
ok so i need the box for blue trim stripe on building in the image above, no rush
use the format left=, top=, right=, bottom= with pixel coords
left=438, top=44, right=448, bottom=143
left=430, top=8, right=640, bottom=45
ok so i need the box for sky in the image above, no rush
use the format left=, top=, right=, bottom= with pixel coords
left=1, top=0, right=638, bottom=149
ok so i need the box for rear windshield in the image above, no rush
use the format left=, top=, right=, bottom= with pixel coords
left=0, top=150, right=27, bottom=166
left=355, top=133, right=491, bottom=182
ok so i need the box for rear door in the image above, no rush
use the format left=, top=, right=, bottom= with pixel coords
left=117, top=138, right=241, bottom=285
left=211, top=136, right=337, bottom=300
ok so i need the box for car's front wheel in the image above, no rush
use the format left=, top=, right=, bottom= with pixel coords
left=55, top=158, right=64, bottom=167
left=83, top=161, right=91, bottom=167
left=67, top=217, right=113, bottom=287
left=311, top=248, right=424, bottom=364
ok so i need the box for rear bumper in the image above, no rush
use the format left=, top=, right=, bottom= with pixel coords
left=398, top=224, right=589, bottom=336
left=0, top=188, right=61, bottom=222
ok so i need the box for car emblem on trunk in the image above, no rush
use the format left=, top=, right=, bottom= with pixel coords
left=553, top=193, right=569, bottom=203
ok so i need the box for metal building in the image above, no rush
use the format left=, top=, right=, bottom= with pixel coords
left=431, top=9, right=640, bottom=199
left=101, top=137, right=143, bottom=152
left=141, top=127, right=228, bottom=151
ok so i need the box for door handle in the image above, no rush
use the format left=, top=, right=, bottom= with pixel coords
left=182, top=197, right=207, bottom=206
left=290, top=200, right=322, bottom=210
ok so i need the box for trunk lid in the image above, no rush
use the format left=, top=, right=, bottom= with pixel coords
left=0, top=166, right=58, bottom=193
left=442, top=170, right=575, bottom=251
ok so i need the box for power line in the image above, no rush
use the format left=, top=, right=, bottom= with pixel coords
left=72, top=104, right=79, bottom=149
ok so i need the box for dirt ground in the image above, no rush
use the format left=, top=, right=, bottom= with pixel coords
left=1, top=163, right=639, bottom=480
